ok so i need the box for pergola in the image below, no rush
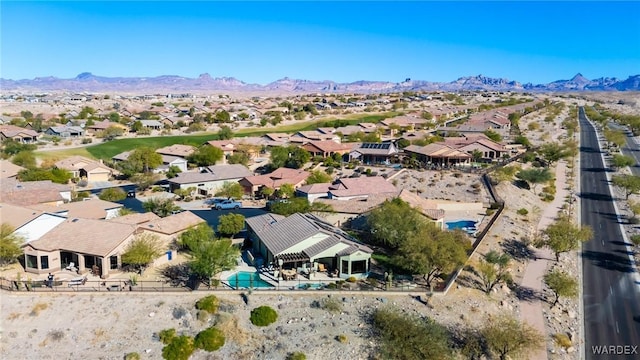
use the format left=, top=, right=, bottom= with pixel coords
left=275, top=252, right=310, bottom=268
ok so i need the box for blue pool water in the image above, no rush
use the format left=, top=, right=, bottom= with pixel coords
left=228, top=271, right=274, bottom=289
left=446, top=220, right=478, bottom=233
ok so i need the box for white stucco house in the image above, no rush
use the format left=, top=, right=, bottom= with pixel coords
left=167, top=164, right=253, bottom=195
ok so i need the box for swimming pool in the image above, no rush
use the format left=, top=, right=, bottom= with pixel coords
left=446, top=220, right=478, bottom=234
left=227, top=271, right=274, bottom=289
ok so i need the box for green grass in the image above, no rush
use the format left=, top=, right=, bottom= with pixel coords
left=72, top=112, right=401, bottom=160
left=35, top=147, right=94, bottom=161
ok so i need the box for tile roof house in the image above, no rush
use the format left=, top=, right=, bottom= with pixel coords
left=167, top=164, right=252, bottom=194
left=205, top=140, right=237, bottom=157
left=327, top=176, right=398, bottom=201
left=0, top=179, right=72, bottom=206
left=290, top=131, right=340, bottom=143
left=349, top=142, right=399, bottom=165
left=0, top=203, right=66, bottom=243
left=246, top=212, right=373, bottom=279
left=108, top=212, right=161, bottom=225
left=155, top=144, right=196, bottom=159
left=239, top=167, right=310, bottom=197
left=0, top=159, right=25, bottom=179
left=86, top=120, right=127, bottom=133
left=403, top=143, right=472, bottom=165
left=29, top=199, right=123, bottom=220
left=137, top=210, right=206, bottom=245
left=0, top=125, right=39, bottom=143
left=54, top=156, right=117, bottom=183
left=301, top=140, right=353, bottom=158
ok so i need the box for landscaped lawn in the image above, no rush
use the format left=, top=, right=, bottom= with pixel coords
left=44, top=111, right=401, bottom=160
left=35, top=147, right=94, bottom=161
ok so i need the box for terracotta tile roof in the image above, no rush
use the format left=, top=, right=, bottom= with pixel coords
left=0, top=159, right=25, bottom=178
left=28, top=218, right=137, bottom=257
left=0, top=179, right=71, bottom=206
left=205, top=140, right=236, bottom=151
left=301, top=140, right=353, bottom=154
left=155, top=144, right=196, bottom=158
left=314, top=193, right=397, bottom=214
left=29, top=199, right=123, bottom=220
left=296, top=183, right=333, bottom=195
left=109, top=212, right=161, bottom=225
left=240, top=167, right=310, bottom=188
left=404, top=144, right=471, bottom=159
left=0, top=125, right=39, bottom=138
left=55, top=156, right=114, bottom=173
left=139, top=211, right=205, bottom=235
left=397, top=189, right=445, bottom=220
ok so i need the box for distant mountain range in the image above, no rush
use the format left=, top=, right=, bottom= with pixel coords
left=1, top=72, right=639, bottom=93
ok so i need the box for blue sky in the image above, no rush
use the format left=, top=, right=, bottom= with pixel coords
left=1, top=1, right=639, bottom=84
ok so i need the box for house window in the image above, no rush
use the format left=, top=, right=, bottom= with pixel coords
left=341, top=260, right=349, bottom=274
left=41, top=256, right=49, bottom=270
left=351, top=260, right=367, bottom=274
left=110, top=256, right=118, bottom=270
left=26, top=255, right=38, bottom=269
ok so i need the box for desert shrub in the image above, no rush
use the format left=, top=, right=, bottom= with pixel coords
left=629, top=217, right=640, bottom=225
left=250, top=306, right=278, bottom=327
left=553, top=333, right=572, bottom=349
left=630, top=234, right=640, bottom=246
left=195, top=295, right=219, bottom=314
left=194, top=327, right=225, bottom=352
left=326, top=282, right=338, bottom=289
left=489, top=202, right=502, bottom=210
left=486, top=209, right=496, bottom=216
left=336, top=334, right=349, bottom=343
left=517, top=208, right=529, bottom=216
left=158, top=328, right=176, bottom=345
left=124, top=353, right=141, bottom=360
left=346, top=276, right=357, bottom=283
left=196, top=310, right=210, bottom=322
left=82, top=138, right=93, bottom=144
left=285, top=352, right=307, bottom=360
left=542, top=194, right=555, bottom=202
left=321, top=297, right=342, bottom=313
left=162, top=335, right=194, bottom=360
left=325, top=166, right=334, bottom=175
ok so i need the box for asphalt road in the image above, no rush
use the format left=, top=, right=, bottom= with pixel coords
left=579, top=107, right=640, bottom=359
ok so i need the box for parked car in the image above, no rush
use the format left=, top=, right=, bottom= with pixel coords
left=212, top=199, right=242, bottom=210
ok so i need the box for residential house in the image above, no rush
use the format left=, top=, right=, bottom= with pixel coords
left=155, top=144, right=196, bottom=159
left=0, top=179, right=72, bottom=206
left=137, top=211, right=206, bottom=248
left=55, top=156, right=117, bottom=183
left=239, top=167, right=310, bottom=197
left=158, top=155, right=188, bottom=173
left=381, top=115, right=431, bottom=130
left=167, top=164, right=253, bottom=195
left=327, top=176, right=398, bottom=201
left=205, top=140, right=237, bottom=157
left=29, top=199, right=123, bottom=220
left=44, top=125, right=85, bottom=138
left=290, top=131, right=340, bottom=143
left=349, top=142, right=399, bottom=164
left=0, top=203, right=66, bottom=243
left=403, top=143, right=472, bottom=165
left=301, top=140, right=353, bottom=158
left=139, top=120, right=163, bottom=130
left=0, top=159, right=25, bottom=179
left=295, top=183, right=334, bottom=203
left=86, top=120, right=127, bottom=134
left=246, top=213, right=373, bottom=279
left=444, top=136, right=509, bottom=161
left=0, top=125, right=39, bottom=143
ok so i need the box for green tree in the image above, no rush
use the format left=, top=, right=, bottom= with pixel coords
left=612, top=174, right=640, bottom=199
left=143, top=197, right=180, bottom=217
left=188, top=238, right=239, bottom=286
left=194, top=327, right=225, bottom=352
left=1, top=140, right=36, bottom=157
left=603, top=128, right=627, bottom=149
left=276, top=183, right=295, bottom=199
left=214, top=110, right=230, bottom=123
left=482, top=314, right=544, bottom=360
left=17, top=168, right=72, bottom=184
left=372, top=307, right=454, bottom=360
left=98, top=187, right=126, bottom=201
left=121, top=233, right=164, bottom=274
left=269, top=146, right=311, bottom=169
left=537, top=217, right=593, bottom=261
left=367, top=198, right=427, bottom=249
left=483, top=129, right=503, bottom=142
left=227, top=151, right=250, bottom=166
left=189, top=145, right=224, bottom=166
left=421, top=111, right=433, bottom=121
left=131, top=172, right=160, bottom=191
left=215, top=181, right=244, bottom=199
left=166, top=165, right=182, bottom=179
left=217, top=213, right=245, bottom=237
left=131, top=120, right=143, bottom=133
left=471, top=149, right=483, bottom=163
left=108, top=112, right=121, bottom=122
left=611, top=154, right=635, bottom=169
left=0, top=223, right=24, bottom=266
left=306, top=170, right=332, bottom=184
left=476, top=250, right=512, bottom=294
left=543, top=270, right=578, bottom=307
left=99, top=125, right=125, bottom=141
left=178, top=223, right=215, bottom=251
left=126, top=147, right=163, bottom=173
left=515, top=168, right=553, bottom=194
left=217, top=126, right=233, bottom=140
left=396, top=223, right=470, bottom=291
left=538, top=142, right=568, bottom=166
left=11, top=151, right=36, bottom=168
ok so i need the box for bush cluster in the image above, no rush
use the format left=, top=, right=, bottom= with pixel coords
left=250, top=306, right=278, bottom=327
left=195, top=295, right=219, bottom=314
left=161, top=335, right=194, bottom=360
left=194, top=327, right=225, bottom=352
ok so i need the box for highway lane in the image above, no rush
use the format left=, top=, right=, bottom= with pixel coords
left=580, top=107, right=640, bottom=359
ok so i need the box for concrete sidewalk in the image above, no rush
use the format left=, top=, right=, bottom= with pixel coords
left=519, top=160, right=570, bottom=360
